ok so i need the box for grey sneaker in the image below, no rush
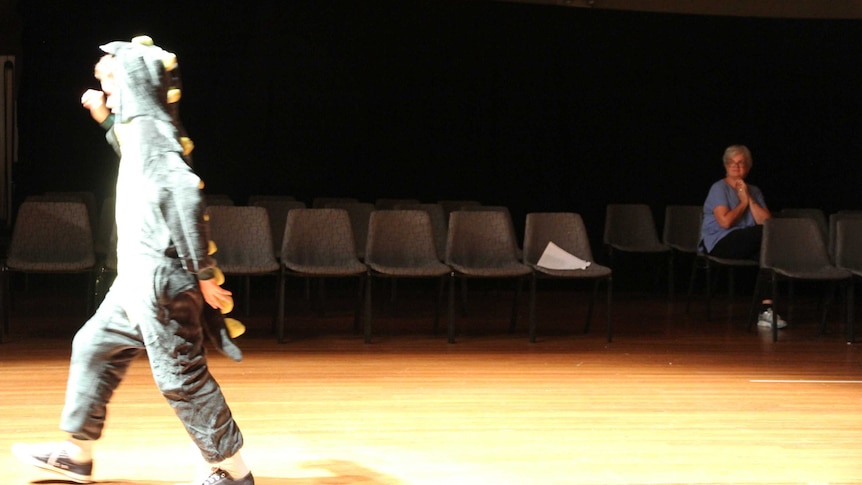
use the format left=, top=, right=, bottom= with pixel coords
left=757, top=308, right=787, bottom=329
left=198, top=468, right=254, bottom=485
left=12, top=442, right=93, bottom=483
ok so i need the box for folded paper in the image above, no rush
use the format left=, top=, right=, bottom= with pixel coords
left=537, top=241, right=591, bottom=270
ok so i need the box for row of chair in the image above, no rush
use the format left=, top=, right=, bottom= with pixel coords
left=2, top=196, right=858, bottom=344
left=0, top=197, right=613, bottom=345
left=656, top=204, right=859, bottom=342
left=263, top=208, right=612, bottom=344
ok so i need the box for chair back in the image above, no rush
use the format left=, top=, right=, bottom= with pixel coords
left=760, top=218, right=831, bottom=272
left=394, top=203, right=447, bottom=260
left=282, top=209, right=364, bottom=270
left=6, top=201, right=95, bottom=271
left=94, top=196, right=117, bottom=258
left=250, top=198, right=307, bottom=258
left=459, top=204, right=521, bottom=252
left=438, top=200, right=481, bottom=221
left=828, top=212, right=862, bottom=263
left=835, top=218, right=862, bottom=273
left=204, top=193, right=234, bottom=206
left=206, top=206, right=279, bottom=274
left=325, top=202, right=375, bottom=260
left=523, top=212, right=595, bottom=265
left=604, top=203, right=667, bottom=252
left=37, top=192, right=98, bottom=238
left=247, top=194, right=296, bottom=205
left=312, top=196, right=358, bottom=208
left=375, top=198, right=420, bottom=210
left=446, top=210, right=521, bottom=267
left=776, top=208, right=827, bottom=240
left=365, top=210, right=442, bottom=267
left=663, top=205, right=703, bottom=253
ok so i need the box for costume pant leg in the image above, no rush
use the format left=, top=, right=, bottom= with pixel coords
left=61, top=281, right=146, bottom=440
left=141, top=260, right=244, bottom=463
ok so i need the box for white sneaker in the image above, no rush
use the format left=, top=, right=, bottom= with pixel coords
left=12, top=442, right=93, bottom=483
left=757, top=308, right=787, bottom=329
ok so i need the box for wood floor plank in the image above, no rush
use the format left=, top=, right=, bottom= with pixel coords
left=1, top=286, right=860, bottom=484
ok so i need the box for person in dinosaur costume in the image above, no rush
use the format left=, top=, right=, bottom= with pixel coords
left=12, top=36, right=254, bottom=485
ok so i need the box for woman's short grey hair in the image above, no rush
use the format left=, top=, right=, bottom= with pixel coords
left=723, top=145, right=752, bottom=167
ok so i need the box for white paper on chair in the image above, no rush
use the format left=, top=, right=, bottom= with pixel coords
left=537, top=241, right=591, bottom=270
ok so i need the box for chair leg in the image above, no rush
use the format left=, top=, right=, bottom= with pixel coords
left=706, top=259, right=714, bottom=321
left=433, top=276, right=445, bottom=334
left=528, top=275, right=537, bottom=343
left=748, top=270, right=765, bottom=332
left=788, top=281, right=795, bottom=326
left=353, top=275, right=364, bottom=335
left=448, top=273, right=457, bottom=344
left=85, top=271, right=95, bottom=317
left=846, top=282, right=855, bottom=343
left=668, top=252, right=675, bottom=301
left=277, top=269, right=286, bottom=343
left=819, top=283, right=835, bottom=335
left=271, top=274, right=281, bottom=335
left=685, top=256, right=701, bottom=315
left=584, top=279, right=599, bottom=335
left=459, top=278, right=468, bottom=317
left=509, top=277, right=522, bottom=334
left=364, top=276, right=373, bottom=344
left=606, top=277, right=613, bottom=343
left=243, top=275, right=251, bottom=316
left=1, top=267, right=8, bottom=343
left=772, top=273, right=779, bottom=342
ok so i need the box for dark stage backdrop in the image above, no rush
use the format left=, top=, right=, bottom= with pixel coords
left=13, top=0, right=862, bottom=249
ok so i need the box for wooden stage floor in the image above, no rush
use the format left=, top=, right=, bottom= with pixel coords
left=0, top=278, right=860, bottom=484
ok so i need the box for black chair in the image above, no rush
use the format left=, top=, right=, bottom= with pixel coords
left=2, top=201, right=97, bottom=341
left=445, top=210, right=532, bottom=343
left=523, top=212, right=613, bottom=342
left=662, top=205, right=703, bottom=298
left=603, top=204, right=671, bottom=293
left=363, top=210, right=451, bottom=343
left=277, top=209, right=368, bottom=343
left=751, top=218, right=853, bottom=342
left=206, top=206, right=280, bottom=316
left=834, top=218, right=862, bottom=342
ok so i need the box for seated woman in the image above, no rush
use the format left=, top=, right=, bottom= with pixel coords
left=701, top=144, right=785, bottom=328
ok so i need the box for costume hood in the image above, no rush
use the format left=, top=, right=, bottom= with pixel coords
left=100, top=36, right=179, bottom=125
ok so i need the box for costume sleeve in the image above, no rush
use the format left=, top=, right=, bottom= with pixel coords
left=159, top=152, right=216, bottom=278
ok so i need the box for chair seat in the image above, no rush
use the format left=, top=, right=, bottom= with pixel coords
left=609, top=242, right=670, bottom=253
left=366, top=262, right=451, bottom=278
left=284, top=262, right=367, bottom=276
left=705, top=254, right=759, bottom=267
left=219, top=261, right=281, bottom=274
left=447, top=263, right=532, bottom=278
left=530, top=263, right=612, bottom=279
left=773, top=266, right=852, bottom=281
left=4, top=259, right=95, bottom=272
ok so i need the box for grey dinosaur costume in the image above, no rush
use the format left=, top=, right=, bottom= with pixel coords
left=61, top=39, right=244, bottom=464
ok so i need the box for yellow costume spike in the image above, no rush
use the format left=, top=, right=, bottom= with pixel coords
left=181, top=137, right=195, bottom=156
left=224, top=318, right=246, bottom=338
left=218, top=294, right=234, bottom=315
left=132, top=35, right=154, bottom=46
left=208, top=240, right=218, bottom=255
left=198, top=180, right=205, bottom=190
left=212, top=267, right=225, bottom=286
left=167, top=88, right=182, bottom=104
left=162, top=53, right=177, bottom=71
